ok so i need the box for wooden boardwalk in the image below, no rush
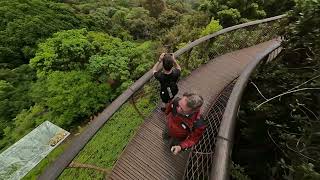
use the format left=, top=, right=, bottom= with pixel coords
left=108, top=39, right=280, bottom=180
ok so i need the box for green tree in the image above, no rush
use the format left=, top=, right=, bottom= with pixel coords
left=1, top=70, right=110, bottom=149
left=0, top=0, right=82, bottom=68
left=281, top=0, right=320, bottom=64
left=242, top=3, right=266, bottom=19
left=156, top=9, right=181, bottom=34
left=30, top=29, right=95, bottom=76
left=31, top=29, right=155, bottom=92
left=217, top=8, right=241, bottom=27
left=200, top=18, right=222, bottom=36
left=198, top=0, right=220, bottom=16
left=125, top=7, right=156, bottom=39
left=0, top=65, right=36, bottom=139
left=160, top=13, right=210, bottom=51
left=0, top=80, right=15, bottom=128
left=262, top=0, right=295, bottom=17
left=142, top=0, right=166, bottom=18
left=29, top=71, right=110, bottom=127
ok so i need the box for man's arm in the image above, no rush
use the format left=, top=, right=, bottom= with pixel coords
left=171, top=124, right=206, bottom=155
left=153, top=53, right=165, bottom=75
left=180, top=119, right=206, bottom=149
left=171, top=118, right=206, bottom=155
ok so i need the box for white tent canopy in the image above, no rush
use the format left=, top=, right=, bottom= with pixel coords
left=0, top=121, right=70, bottom=180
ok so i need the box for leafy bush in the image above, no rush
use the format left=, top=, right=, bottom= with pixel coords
left=217, top=8, right=241, bottom=27
left=200, top=18, right=222, bottom=36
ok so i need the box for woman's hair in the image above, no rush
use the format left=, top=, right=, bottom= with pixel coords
left=183, top=92, right=204, bottom=110
left=162, top=54, right=174, bottom=71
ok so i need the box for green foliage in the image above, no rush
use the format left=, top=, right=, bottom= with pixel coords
left=166, top=0, right=194, bottom=13
left=217, top=8, right=241, bottom=27
left=0, top=70, right=110, bottom=150
left=9, top=105, right=47, bottom=142
left=0, top=80, right=15, bottom=121
left=243, top=3, right=266, bottom=19
left=233, top=1, right=320, bottom=179
left=277, top=159, right=320, bottom=180
left=0, top=0, right=82, bottom=68
left=128, top=41, right=156, bottom=79
left=31, top=29, right=154, bottom=83
left=177, top=21, right=279, bottom=75
left=281, top=0, right=320, bottom=65
left=59, top=96, right=156, bottom=179
left=30, top=71, right=110, bottom=127
left=156, top=9, right=181, bottom=34
left=85, top=32, right=155, bottom=94
left=1, top=70, right=111, bottom=149
left=160, top=12, right=210, bottom=51
left=30, top=29, right=94, bottom=76
left=87, top=55, right=131, bottom=96
left=200, top=18, right=222, bottom=36
left=23, top=142, right=69, bottom=180
left=0, top=65, right=36, bottom=142
left=230, top=162, right=251, bottom=180
left=142, top=0, right=166, bottom=18
left=125, top=7, right=156, bottom=39
left=291, top=163, right=320, bottom=180
left=199, top=0, right=291, bottom=27
left=263, top=0, right=295, bottom=17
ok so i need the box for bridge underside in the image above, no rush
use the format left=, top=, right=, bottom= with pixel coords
left=108, top=39, right=280, bottom=180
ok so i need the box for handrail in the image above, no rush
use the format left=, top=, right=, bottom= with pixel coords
left=210, top=41, right=282, bottom=180
left=39, top=15, right=286, bottom=180
left=175, top=14, right=286, bottom=57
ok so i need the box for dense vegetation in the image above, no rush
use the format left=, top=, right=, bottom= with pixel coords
left=2, top=0, right=316, bottom=179
left=0, top=0, right=292, bottom=153
left=232, top=0, right=320, bottom=179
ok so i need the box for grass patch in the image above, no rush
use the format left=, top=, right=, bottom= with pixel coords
left=58, top=96, right=156, bottom=179
left=22, top=94, right=157, bottom=179
left=23, top=143, right=69, bottom=180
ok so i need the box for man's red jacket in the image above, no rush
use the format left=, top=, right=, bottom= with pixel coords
left=165, top=98, right=206, bottom=149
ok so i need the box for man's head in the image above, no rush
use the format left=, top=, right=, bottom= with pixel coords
left=177, top=92, right=203, bottom=115
left=162, top=54, right=174, bottom=71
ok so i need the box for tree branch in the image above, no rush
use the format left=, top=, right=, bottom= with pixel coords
left=255, top=88, right=320, bottom=110
left=287, top=74, right=320, bottom=92
left=250, top=81, right=268, bottom=100
left=68, top=161, right=111, bottom=174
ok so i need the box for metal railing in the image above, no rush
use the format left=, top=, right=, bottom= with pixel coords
left=182, top=42, right=284, bottom=180
left=38, top=15, right=286, bottom=180
left=210, top=43, right=282, bottom=180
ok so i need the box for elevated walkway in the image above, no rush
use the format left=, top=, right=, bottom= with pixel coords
left=109, top=39, right=280, bottom=179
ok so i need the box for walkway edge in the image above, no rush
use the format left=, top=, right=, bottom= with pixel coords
left=210, top=40, right=282, bottom=180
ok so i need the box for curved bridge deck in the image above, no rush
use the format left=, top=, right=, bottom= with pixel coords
left=108, top=39, right=279, bottom=180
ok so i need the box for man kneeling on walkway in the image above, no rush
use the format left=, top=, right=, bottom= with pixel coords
left=163, top=92, right=206, bottom=155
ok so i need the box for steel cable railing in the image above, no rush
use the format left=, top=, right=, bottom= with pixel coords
left=38, top=15, right=286, bottom=180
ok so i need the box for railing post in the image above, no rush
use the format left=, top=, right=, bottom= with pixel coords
left=130, top=96, right=146, bottom=119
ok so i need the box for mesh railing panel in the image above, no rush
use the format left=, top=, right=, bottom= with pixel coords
left=181, top=20, right=285, bottom=180
left=178, top=20, right=283, bottom=77
left=183, top=81, right=236, bottom=180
